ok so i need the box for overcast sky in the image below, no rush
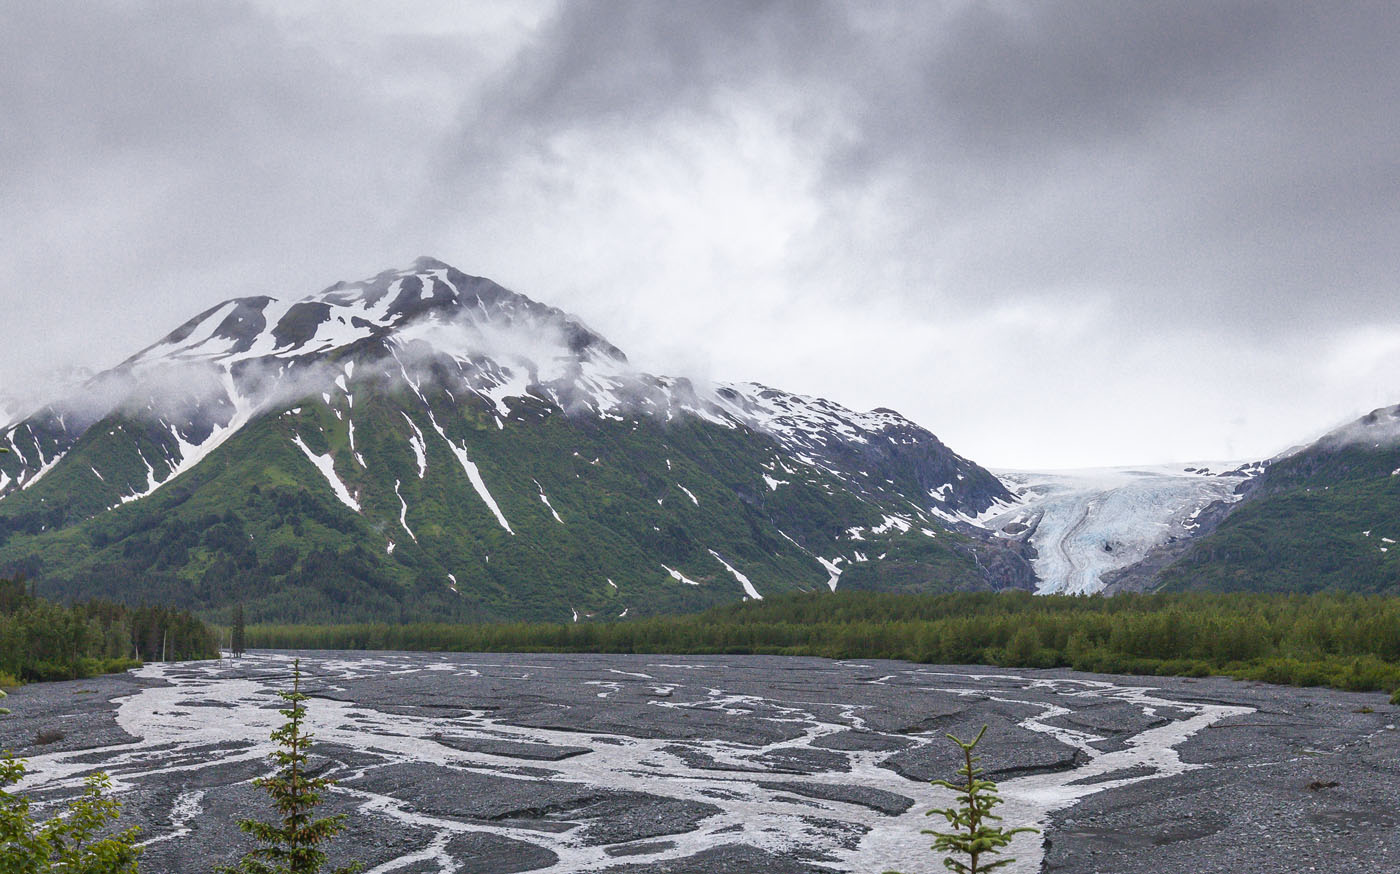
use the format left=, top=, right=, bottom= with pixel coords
left=3, top=1, right=1399, bottom=468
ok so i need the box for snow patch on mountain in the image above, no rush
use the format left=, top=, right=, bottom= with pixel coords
left=119, top=451, right=159, bottom=505
left=18, top=449, right=65, bottom=491
left=291, top=435, right=360, bottom=513
left=165, top=374, right=257, bottom=485
left=394, top=479, right=416, bottom=541
left=661, top=564, right=701, bottom=586
left=708, top=550, right=762, bottom=600
left=534, top=480, right=564, bottom=523
left=816, top=556, right=843, bottom=591
left=401, top=414, right=428, bottom=478
left=871, top=515, right=912, bottom=535
left=426, top=411, right=513, bottom=534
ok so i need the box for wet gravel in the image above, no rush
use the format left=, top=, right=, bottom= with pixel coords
left=2, top=653, right=1396, bottom=874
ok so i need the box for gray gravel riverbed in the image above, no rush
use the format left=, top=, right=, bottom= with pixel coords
left=2, top=652, right=1396, bottom=873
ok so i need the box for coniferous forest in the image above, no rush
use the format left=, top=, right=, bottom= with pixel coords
left=245, top=590, right=1400, bottom=698
left=9, top=577, right=1400, bottom=700
left=0, top=578, right=218, bottom=683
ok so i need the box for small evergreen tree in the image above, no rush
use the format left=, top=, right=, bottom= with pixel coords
left=0, top=686, right=142, bottom=872
left=231, top=604, right=246, bottom=658
left=887, top=725, right=1038, bottom=874
left=216, top=659, right=360, bottom=874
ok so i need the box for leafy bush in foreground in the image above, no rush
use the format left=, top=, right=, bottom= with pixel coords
left=0, top=686, right=142, bottom=872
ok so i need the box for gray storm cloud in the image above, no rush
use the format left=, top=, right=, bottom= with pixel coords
left=3, top=1, right=1400, bottom=468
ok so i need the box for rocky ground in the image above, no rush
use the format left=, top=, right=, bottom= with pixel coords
left=2, top=653, right=1396, bottom=873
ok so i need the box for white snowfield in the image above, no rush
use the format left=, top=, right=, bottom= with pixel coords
left=426, top=410, right=514, bottom=535
left=292, top=434, right=361, bottom=513
left=983, top=464, right=1260, bottom=595
left=708, top=549, right=762, bottom=600
left=109, top=261, right=864, bottom=456
left=661, top=564, right=701, bottom=586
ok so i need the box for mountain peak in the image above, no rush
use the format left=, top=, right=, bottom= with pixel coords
left=119, top=259, right=629, bottom=371
left=0, top=259, right=1032, bottom=620
left=411, top=255, right=452, bottom=272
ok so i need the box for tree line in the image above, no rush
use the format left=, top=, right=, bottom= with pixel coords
left=0, top=578, right=219, bottom=683
left=246, top=590, right=1400, bottom=698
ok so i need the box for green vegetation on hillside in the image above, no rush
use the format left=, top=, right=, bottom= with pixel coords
left=246, top=590, right=1400, bottom=697
left=1157, top=441, right=1400, bottom=593
left=0, top=385, right=995, bottom=625
left=0, top=578, right=218, bottom=681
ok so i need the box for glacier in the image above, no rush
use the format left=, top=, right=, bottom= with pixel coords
left=983, top=464, right=1259, bottom=594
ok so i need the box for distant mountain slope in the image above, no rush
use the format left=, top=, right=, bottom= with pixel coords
left=0, top=258, right=1031, bottom=622
left=1136, top=406, right=1400, bottom=594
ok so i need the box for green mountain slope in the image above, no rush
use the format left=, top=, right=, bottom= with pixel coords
left=1154, top=407, right=1400, bottom=593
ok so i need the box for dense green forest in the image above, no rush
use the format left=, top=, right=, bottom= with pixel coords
left=0, top=578, right=218, bottom=682
left=247, top=590, right=1400, bottom=697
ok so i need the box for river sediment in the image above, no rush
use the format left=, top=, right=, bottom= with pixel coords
left=2, top=653, right=1393, bottom=873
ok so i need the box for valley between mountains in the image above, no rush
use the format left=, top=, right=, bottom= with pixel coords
left=2, top=258, right=1399, bottom=623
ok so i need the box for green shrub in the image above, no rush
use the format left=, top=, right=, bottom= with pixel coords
left=217, top=659, right=360, bottom=874
left=0, top=686, right=142, bottom=871
left=886, top=725, right=1038, bottom=874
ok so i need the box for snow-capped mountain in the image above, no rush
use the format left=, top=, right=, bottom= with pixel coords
left=0, top=258, right=1029, bottom=621
left=1, top=258, right=1006, bottom=516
